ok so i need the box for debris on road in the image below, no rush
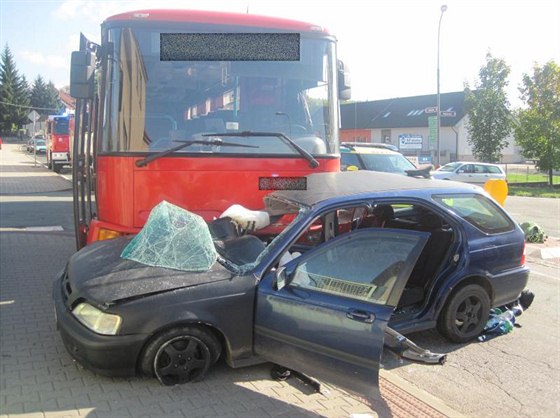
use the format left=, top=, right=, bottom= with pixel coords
left=521, top=221, right=547, bottom=243
left=384, top=327, right=447, bottom=364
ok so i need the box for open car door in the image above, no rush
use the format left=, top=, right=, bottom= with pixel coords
left=255, top=228, right=429, bottom=404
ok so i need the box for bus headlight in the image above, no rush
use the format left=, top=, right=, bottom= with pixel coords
left=72, top=303, right=122, bottom=335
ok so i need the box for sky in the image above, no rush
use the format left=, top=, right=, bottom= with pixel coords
left=0, top=0, right=559, bottom=108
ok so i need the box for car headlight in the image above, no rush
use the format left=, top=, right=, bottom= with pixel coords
left=72, top=302, right=122, bottom=335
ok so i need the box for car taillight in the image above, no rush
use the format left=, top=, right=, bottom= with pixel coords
left=521, top=242, right=526, bottom=266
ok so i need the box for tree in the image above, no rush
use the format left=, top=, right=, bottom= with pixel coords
left=464, top=53, right=512, bottom=162
left=30, top=76, right=62, bottom=116
left=514, top=61, right=560, bottom=186
left=0, top=44, right=30, bottom=133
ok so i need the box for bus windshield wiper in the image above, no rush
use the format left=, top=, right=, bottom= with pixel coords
left=203, top=131, right=319, bottom=169
left=135, top=138, right=259, bottom=167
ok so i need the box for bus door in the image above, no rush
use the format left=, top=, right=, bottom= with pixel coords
left=70, top=34, right=98, bottom=249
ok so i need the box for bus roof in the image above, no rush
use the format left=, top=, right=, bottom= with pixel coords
left=103, top=9, right=330, bottom=34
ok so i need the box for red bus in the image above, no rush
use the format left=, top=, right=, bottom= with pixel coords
left=69, top=9, right=350, bottom=249
left=46, top=115, right=71, bottom=173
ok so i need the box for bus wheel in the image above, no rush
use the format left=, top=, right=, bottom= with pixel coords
left=140, top=326, right=221, bottom=386
left=53, top=164, right=62, bottom=174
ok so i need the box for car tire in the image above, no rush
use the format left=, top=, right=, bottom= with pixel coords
left=437, top=284, right=490, bottom=343
left=140, top=326, right=221, bottom=386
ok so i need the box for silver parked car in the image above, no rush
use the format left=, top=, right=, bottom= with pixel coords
left=431, top=162, right=506, bottom=184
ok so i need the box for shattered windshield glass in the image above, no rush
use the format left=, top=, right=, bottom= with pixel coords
left=121, top=201, right=217, bottom=271
left=121, top=199, right=308, bottom=274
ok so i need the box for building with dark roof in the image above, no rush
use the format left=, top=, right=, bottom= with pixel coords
left=340, top=91, right=523, bottom=164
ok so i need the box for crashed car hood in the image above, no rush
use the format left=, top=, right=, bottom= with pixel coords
left=65, top=237, right=234, bottom=306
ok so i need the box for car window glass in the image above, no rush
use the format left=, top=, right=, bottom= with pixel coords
left=121, top=201, right=218, bottom=271
left=486, top=165, right=501, bottom=174
left=439, top=162, right=460, bottom=172
left=340, top=153, right=361, bottom=170
left=286, top=205, right=366, bottom=251
left=289, top=231, right=423, bottom=304
left=433, top=194, right=514, bottom=233
left=392, top=155, right=417, bottom=170
left=474, top=165, right=484, bottom=173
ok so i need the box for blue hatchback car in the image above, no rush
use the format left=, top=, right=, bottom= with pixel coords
left=53, top=171, right=529, bottom=404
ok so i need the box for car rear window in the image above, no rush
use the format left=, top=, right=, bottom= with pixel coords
left=433, top=194, right=515, bottom=233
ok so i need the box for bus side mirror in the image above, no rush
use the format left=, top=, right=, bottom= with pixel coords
left=338, top=60, right=352, bottom=101
left=70, top=50, right=95, bottom=99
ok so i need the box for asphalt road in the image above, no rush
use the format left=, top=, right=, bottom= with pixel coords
left=382, top=194, right=560, bottom=418
left=384, top=260, right=559, bottom=418
left=505, top=195, right=560, bottom=238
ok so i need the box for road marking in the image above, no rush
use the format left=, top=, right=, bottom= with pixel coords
left=25, top=226, right=64, bottom=231
left=541, top=247, right=560, bottom=259
left=0, top=226, right=64, bottom=232
left=530, top=270, right=559, bottom=280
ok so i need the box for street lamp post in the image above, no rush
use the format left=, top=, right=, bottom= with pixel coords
left=436, top=4, right=447, bottom=167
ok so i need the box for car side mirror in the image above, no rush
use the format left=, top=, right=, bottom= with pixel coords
left=275, top=266, right=287, bottom=290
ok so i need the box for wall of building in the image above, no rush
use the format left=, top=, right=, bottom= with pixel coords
left=340, top=129, right=372, bottom=143
left=458, top=116, right=525, bottom=163
left=342, top=116, right=525, bottom=165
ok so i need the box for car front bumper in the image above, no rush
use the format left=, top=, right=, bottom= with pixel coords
left=51, top=152, right=69, bottom=161
left=53, top=274, right=148, bottom=377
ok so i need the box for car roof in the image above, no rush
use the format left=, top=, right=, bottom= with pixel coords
left=341, top=145, right=400, bottom=155
left=447, top=161, right=500, bottom=166
left=266, top=171, right=481, bottom=208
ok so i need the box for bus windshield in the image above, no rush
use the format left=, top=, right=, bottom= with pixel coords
left=99, top=27, right=338, bottom=156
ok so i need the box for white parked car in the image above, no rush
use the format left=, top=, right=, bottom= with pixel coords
left=431, top=162, right=506, bottom=184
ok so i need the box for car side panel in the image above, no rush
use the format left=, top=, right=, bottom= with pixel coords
left=115, top=273, right=259, bottom=366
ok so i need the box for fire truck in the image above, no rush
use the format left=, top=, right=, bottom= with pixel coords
left=69, top=9, right=351, bottom=249
left=46, top=114, right=71, bottom=173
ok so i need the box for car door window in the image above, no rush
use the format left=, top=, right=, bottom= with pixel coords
left=289, top=230, right=425, bottom=304
left=486, top=165, right=501, bottom=174
left=461, top=164, right=474, bottom=173
left=341, top=153, right=361, bottom=170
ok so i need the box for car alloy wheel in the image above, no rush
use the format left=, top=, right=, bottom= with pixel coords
left=154, top=335, right=211, bottom=385
left=438, top=284, right=490, bottom=343
left=141, top=326, right=221, bottom=386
